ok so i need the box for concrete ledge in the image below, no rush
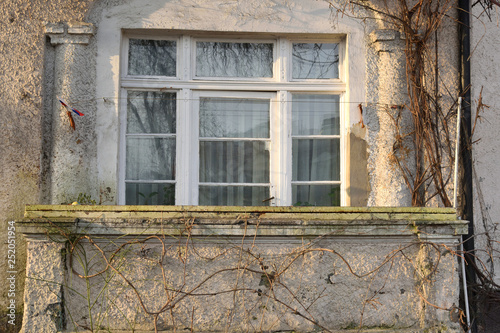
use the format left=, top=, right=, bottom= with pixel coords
left=19, top=205, right=467, bottom=243
left=18, top=206, right=466, bottom=332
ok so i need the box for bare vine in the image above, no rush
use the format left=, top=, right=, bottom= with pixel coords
left=324, top=2, right=500, bottom=330
left=328, top=0, right=461, bottom=207
left=39, top=218, right=465, bottom=332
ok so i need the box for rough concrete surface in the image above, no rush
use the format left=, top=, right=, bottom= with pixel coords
left=471, top=5, right=500, bottom=333
left=0, top=1, right=93, bottom=331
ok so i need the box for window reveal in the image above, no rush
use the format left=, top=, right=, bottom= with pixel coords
left=120, top=36, right=345, bottom=206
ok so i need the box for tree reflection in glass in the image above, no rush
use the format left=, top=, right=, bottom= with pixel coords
left=126, top=91, right=176, bottom=204
left=292, top=43, right=339, bottom=79
left=128, top=39, right=176, bottom=76
left=196, top=42, right=273, bottom=78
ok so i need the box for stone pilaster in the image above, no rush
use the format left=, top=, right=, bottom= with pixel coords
left=45, top=22, right=96, bottom=204
left=368, top=29, right=412, bottom=206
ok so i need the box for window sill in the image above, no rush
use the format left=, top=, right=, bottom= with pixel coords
left=19, top=205, right=467, bottom=243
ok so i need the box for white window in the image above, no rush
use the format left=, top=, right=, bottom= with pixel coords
left=119, top=34, right=347, bottom=206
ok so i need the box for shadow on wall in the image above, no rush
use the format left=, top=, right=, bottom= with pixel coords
left=349, top=123, right=370, bottom=206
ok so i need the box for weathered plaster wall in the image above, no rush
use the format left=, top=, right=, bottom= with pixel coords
left=0, top=1, right=93, bottom=331
left=56, top=238, right=457, bottom=331
left=471, top=7, right=500, bottom=285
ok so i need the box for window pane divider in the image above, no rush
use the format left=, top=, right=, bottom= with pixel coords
left=125, top=180, right=176, bottom=184
left=199, top=137, right=269, bottom=141
left=121, top=78, right=346, bottom=92
left=291, top=135, right=340, bottom=139
left=126, top=133, right=176, bottom=137
left=291, top=181, right=341, bottom=185
left=200, top=182, right=270, bottom=187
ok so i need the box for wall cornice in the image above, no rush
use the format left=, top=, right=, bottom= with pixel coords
left=44, top=21, right=96, bottom=45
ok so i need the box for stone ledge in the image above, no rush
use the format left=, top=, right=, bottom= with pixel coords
left=25, top=204, right=457, bottom=214
left=18, top=205, right=467, bottom=243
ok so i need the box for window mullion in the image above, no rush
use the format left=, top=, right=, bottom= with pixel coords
left=340, top=92, right=348, bottom=206
left=275, top=91, right=291, bottom=206
left=118, top=88, right=128, bottom=204
left=278, top=38, right=288, bottom=83
left=189, top=90, right=199, bottom=205
left=177, top=88, right=194, bottom=205
left=180, top=35, right=190, bottom=80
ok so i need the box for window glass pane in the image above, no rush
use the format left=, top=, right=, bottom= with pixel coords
left=126, top=183, right=175, bottom=205
left=127, top=91, right=176, bottom=134
left=293, top=185, right=340, bottom=206
left=200, top=98, right=269, bottom=138
left=196, top=42, right=273, bottom=78
left=199, top=186, right=269, bottom=206
left=292, top=95, right=340, bottom=135
left=128, top=39, right=176, bottom=76
left=292, top=43, right=339, bottom=79
left=126, top=137, right=175, bottom=180
left=200, top=141, right=269, bottom=183
left=292, top=139, right=340, bottom=181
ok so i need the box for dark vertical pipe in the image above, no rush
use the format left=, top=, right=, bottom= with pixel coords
left=459, top=0, right=477, bottom=331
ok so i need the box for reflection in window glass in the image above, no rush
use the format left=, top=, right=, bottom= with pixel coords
left=292, top=93, right=340, bottom=206
left=293, top=185, right=340, bottom=206
left=292, top=139, right=340, bottom=182
left=126, top=90, right=176, bottom=205
left=128, top=39, right=176, bottom=76
left=199, top=96, right=271, bottom=205
left=292, top=43, right=339, bottom=79
left=127, top=91, right=176, bottom=134
left=199, top=186, right=269, bottom=206
left=292, top=95, right=340, bottom=135
left=199, top=98, right=269, bottom=138
left=200, top=141, right=269, bottom=183
left=126, top=183, right=175, bottom=205
left=196, top=42, right=273, bottom=78
left=126, top=137, right=176, bottom=180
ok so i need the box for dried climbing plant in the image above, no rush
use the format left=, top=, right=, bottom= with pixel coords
left=42, top=218, right=460, bottom=333
left=327, top=1, right=500, bottom=331
left=329, top=0, right=460, bottom=207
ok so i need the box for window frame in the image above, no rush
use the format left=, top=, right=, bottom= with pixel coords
left=119, top=33, right=348, bottom=206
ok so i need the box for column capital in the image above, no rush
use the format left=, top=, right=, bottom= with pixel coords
left=45, top=21, right=96, bottom=45
left=369, top=29, right=404, bottom=52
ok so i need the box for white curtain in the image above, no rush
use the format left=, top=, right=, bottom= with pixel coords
left=292, top=94, right=340, bottom=206
left=199, top=97, right=270, bottom=205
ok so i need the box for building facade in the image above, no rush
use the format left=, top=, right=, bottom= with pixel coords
left=0, top=0, right=497, bottom=332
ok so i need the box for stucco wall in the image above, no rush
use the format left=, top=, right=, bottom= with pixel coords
left=471, top=7, right=500, bottom=285
left=0, top=1, right=94, bottom=331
